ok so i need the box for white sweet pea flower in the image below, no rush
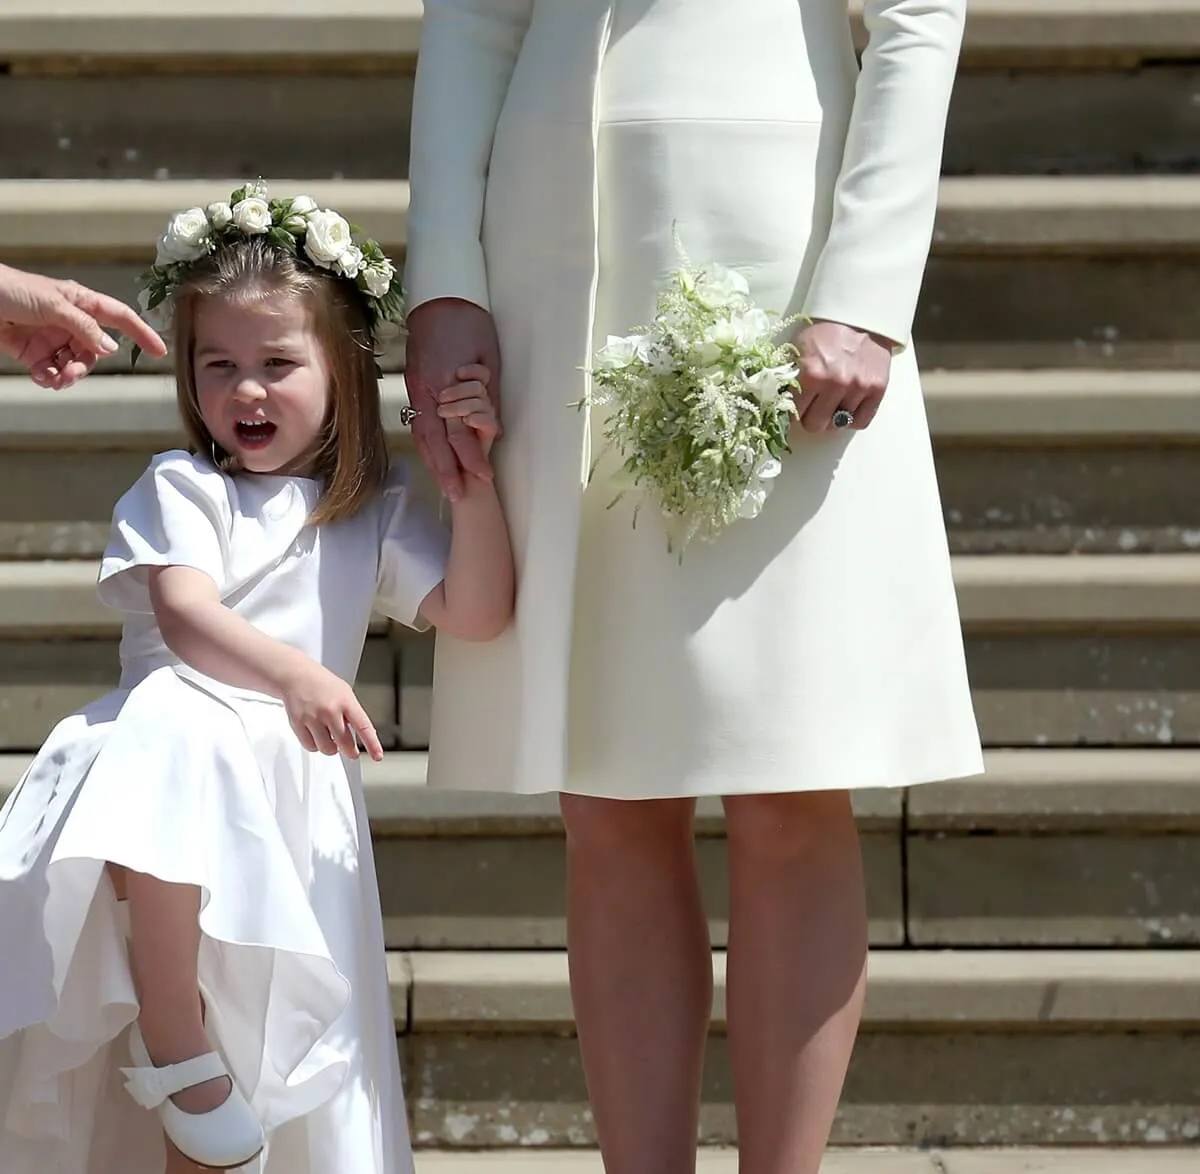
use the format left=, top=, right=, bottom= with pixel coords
left=732, top=444, right=757, bottom=472
left=640, top=340, right=675, bottom=375
left=289, top=195, right=319, bottom=218
left=155, top=207, right=210, bottom=265
left=744, top=363, right=799, bottom=403
left=336, top=245, right=365, bottom=279
left=738, top=483, right=770, bottom=519
left=206, top=202, right=233, bottom=230
left=304, top=210, right=353, bottom=267
left=693, top=264, right=750, bottom=310
left=729, top=308, right=772, bottom=344
left=362, top=260, right=396, bottom=298
left=704, top=318, right=742, bottom=350
left=232, top=197, right=271, bottom=235
left=595, top=335, right=640, bottom=371
left=738, top=461, right=781, bottom=520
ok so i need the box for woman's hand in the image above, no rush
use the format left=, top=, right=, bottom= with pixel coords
left=0, top=263, right=167, bottom=388
left=790, top=319, right=893, bottom=433
left=405, top=298, right=502, bottom=501
left=281, top=661, right=384, bottom=762
left=434, top=363, right=500, bottom=466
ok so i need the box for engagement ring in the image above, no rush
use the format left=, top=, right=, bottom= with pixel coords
left=832, top=408, right=855, bottom=429
left=399, top=406, right=419, bottom=425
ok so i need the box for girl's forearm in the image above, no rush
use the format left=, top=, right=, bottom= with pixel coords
left=439, top=474, right=515, bottom=640
left=150, top=567, right=309, bottom=697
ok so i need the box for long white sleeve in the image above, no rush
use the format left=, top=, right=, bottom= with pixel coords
left=802, top=0, right=966, bottom=349
left=404, top=0, right=534, bottom=312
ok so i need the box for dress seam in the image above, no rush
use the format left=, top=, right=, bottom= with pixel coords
left=598, top=116, right=823, bottom=128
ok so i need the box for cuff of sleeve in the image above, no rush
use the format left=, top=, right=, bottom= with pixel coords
left=801, top=281, right=914, bottom=354
left=404, top=234, right=491, bottom=315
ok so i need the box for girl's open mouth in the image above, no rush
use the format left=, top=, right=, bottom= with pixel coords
left=234, top=420, right=278, bottom=450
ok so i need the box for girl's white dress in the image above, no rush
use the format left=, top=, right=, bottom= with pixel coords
left=0, top=451, right=449, bottom=1174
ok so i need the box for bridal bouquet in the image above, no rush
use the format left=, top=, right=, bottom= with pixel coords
left=587, top=251, right=799, bottom=555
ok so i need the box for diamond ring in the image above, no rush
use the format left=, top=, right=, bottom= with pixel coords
left=832, top=408, right=855, bottom=429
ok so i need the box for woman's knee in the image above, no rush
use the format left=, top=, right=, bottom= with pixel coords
left=722, top=789, right=858, bottom=864
left=559, top=793, right=696, bottom=861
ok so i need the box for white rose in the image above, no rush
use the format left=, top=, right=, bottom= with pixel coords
left=206, top=202, right=233, bottom=230
left=594, top=335, right=639, bottom=371
left=336, top=245, right=365, bottom=279
left=289, top=195, right=319, bottom=218
left=693, top=264, right=750, bottom=310
left=155, top=207, right=210, bottom=265
left=232, top=197, right=271, bottom=235
left=304, top=210, right=353, bottom=267
left=362, top=260, right=395, bottom=298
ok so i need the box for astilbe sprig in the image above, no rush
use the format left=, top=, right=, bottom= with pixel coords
left=585, top=246, right=800, bottom=556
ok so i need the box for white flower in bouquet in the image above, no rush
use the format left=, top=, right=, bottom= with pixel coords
left=585, top=245, right=799, bottom=555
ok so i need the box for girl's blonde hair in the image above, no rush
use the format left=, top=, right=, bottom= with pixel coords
left=171, top=237, right=389, bottom=525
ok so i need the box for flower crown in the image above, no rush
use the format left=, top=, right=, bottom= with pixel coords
left=135, top=181, right=404, bottom=356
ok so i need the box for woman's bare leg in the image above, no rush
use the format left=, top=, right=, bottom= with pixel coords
left=560, top=794, right=712, bottom=1174
left=722, top=790, right=868, bottom=1174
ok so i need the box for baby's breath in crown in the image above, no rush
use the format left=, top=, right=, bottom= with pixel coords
left=135, top=180, right=404, bottom=355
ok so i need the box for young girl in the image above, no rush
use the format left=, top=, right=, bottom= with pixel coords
left=0, top=185, right=513, bottom=1174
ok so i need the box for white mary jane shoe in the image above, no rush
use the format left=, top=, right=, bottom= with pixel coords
left=121, top=1025, right=265, bottom=1170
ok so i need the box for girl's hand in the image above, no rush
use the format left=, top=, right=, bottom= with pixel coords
left=435, top=363, right=500, bottom=466
left=281, top=661, right=384, bottom=762
left=790, top=320, right=893, bottom=432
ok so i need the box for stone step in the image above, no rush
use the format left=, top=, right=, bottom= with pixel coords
left=3, top=0, right=1199, bottom=65
left=4, top=68, right=1196, bottom=183
left=2, top=556, right=1200, bottom=749
left=3, top=554, right=1197, bottom=638
left=413, top=1153, right=1200, bottom=1174
left=3, top=177, right=1196, bottom=261
left=2, top=178, right=1195, bottom=375
left=8, top=371, right=1200, bottom=557
left=3, top=749, right=1199, bottom=949
left=0, top=0, right=425, bottom=62
left=393, top=949, right=1200, bottom=1148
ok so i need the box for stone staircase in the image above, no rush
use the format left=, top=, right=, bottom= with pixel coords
left=2, top=1, right=1200, bottom=1167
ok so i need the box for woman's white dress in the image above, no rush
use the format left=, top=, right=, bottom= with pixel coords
left=406, top=0, right=983, bottom=799
left=0, top=452, right=449, bottom=1174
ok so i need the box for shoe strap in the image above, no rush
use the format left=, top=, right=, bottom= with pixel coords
left=120, top=1051, right=229, bottom=1109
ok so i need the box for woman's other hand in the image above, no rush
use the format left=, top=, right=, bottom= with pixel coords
left=790, top=319, right=893, bottom=433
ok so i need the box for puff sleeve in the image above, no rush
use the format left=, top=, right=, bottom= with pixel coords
left=97, top=450, right=232, bottom=614
left=375, top=464, right=452, bottom=630
left=403, top=0, right=533, bottom=312
left=801, top=0, right=966, bottom=350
